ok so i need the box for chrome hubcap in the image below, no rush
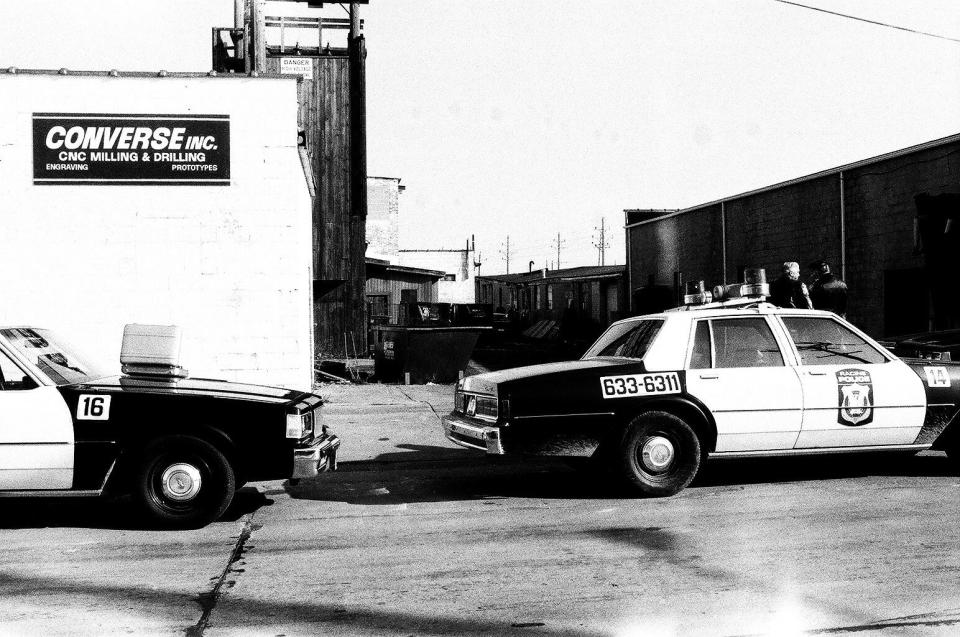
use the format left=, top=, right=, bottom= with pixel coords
left=641, top=436, right=675, bottom=471
left=160, top=463, right=202, bottom=502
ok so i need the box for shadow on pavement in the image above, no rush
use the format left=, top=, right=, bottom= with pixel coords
left=286, top=457, right=616, bottom=505
left=354, top=443, right=476, bottom=464
left=694, top=451, right=955, bottom=490
left=288, top=450, right=956, bottom=506
left=0, top=571, right=606, bottom=637
left=0, top=486, right=272, bottom=530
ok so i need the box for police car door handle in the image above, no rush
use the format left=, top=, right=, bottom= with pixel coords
left=698, top=373, right=719, bottom=380
left=806, top=370, right=828, bottom=376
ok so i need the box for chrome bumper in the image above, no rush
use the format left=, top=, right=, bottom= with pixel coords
left=292, top=433, right=341, bottom=478
left=443, top=412, right=504, bottom=454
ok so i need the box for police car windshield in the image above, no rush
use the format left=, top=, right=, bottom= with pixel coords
left=0, top=328, right=109, bottom=385
left=583, top=319, right=664, bottom=359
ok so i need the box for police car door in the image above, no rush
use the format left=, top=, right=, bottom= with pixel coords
left=686, top=316, right=803, bottom=451
left=0, top=348, right=74, bottom=489
left=779, top=315, right=925, bottom=448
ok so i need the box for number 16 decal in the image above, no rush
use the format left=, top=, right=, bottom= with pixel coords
left=77, top=394, right=112, bottom=420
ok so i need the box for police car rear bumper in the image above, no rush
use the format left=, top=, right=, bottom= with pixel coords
left=292, top=432, right=340, bottom=478
left=443, top=412, right=504, bottom=454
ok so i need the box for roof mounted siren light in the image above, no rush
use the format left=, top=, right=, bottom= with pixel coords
left=120, top=324, right=189, bottom=380
left=741, top=267, right=769, bottom=298
left=683, top=280, right=712, bottom=306
left=708, top=268, right=770, bottom=303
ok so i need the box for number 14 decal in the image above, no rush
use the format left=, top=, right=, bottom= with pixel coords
left=77, top=394, right=112, bottom=420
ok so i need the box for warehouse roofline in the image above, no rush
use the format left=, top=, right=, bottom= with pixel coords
left=1, top=67, right=295, bottom=80
left=624, top=132, right=960, bottom=228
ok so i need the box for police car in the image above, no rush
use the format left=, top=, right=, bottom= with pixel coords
left=0, top=325, right=339, bottom=527
left=443, top=273, right=960, bottom=496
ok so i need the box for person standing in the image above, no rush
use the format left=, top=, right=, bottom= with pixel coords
left=808, top=260, right=848, bottom=317
left=769, top=261, right=813, bottom=309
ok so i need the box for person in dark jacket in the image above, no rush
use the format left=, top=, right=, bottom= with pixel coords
left=769, top=261, right=813, bottom=309
left=808, top=260, right=848, bottom=317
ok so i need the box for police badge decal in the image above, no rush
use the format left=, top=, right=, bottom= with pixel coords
left=836, top=369, right=874, bottom=426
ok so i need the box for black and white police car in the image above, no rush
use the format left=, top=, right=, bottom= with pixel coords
left=443, top=273, right=960, bottom=496
left=0, top=325, right=339, bottom=527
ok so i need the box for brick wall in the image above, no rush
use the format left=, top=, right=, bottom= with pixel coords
left=0, top=74, right=313, bottom=388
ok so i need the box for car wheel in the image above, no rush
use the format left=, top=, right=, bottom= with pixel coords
left=133, top=436, right=236, bottom=529
left=616, top=411, right=701, bottom=497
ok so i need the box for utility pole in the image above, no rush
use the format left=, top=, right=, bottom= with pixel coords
left=551, top=233, right=566, bottom=270
left=474, top=252, right=483, bottom=276
left=499, top=235, right=511, bottom=274
left=593, top=218, right=610, bottom=266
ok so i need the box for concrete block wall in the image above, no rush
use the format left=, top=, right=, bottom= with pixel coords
left=628, top=205, right=723, bottom=293
left=626, top=136, right=960, bottom=337
left=724, top=175, right=841, bottom=284
left=844, top=146, right=959, bottom=335
left=0, top=73, right=314, bottom=389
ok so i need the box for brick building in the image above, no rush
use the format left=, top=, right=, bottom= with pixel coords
left=625, top=134, right=960, bottom=338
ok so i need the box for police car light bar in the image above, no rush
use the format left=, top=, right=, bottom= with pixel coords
left=675, top=268, right=771, bottom=311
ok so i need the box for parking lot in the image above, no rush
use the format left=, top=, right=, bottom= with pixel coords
left=1, top=383, right=958, bottom=636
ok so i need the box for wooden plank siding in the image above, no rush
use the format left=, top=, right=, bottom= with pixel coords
left=265, top=39, right=368, bottom=358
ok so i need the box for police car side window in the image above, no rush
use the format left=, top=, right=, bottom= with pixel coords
left=690, top=320, right=712, bottom=369
left=712, top=318, right=785, bottom=368
left=0, top=351, right=38, bottom=390
left=782, top=317, right=887, bottom=366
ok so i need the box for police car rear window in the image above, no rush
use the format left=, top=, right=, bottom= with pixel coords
left=0, top=328, right=107, bottom=385
left=583, top=320, right=664, bottom=359
left=782, top=317, right=887, bottom=365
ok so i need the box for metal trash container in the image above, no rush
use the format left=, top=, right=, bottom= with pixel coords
left=372, top=325, right=486, bottom=384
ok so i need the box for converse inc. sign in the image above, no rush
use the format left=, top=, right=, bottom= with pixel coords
left=32, top=113, right=231, bottom=185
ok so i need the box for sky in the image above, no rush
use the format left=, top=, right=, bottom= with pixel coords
left=1, top=1, right=958, bottom=275
left=361, top=1, right=960, bottom=274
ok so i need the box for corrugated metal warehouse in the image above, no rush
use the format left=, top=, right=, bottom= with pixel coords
left=626, top=134, right=960, bottom=338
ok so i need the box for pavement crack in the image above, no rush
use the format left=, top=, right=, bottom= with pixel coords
left=397, top=387, right=445, bottom=423
left=185, top=513, right=258, bottom=636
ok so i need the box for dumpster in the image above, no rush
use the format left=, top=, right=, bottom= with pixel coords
left=372, top=325, right=487, bottom=384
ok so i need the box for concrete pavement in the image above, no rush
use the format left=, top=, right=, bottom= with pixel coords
left=2, top=381, right=959, bottom=636
left=315, top=381, right=468, bottom=465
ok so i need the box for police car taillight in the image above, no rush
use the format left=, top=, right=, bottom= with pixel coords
left=286, top=413, right=309, bottom=439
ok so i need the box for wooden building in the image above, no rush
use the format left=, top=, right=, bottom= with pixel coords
left=365, top=258, right=444, bottom=325
left=477, top=265, right=627, bottom=339
left=222, top=3, right=368, bottom=358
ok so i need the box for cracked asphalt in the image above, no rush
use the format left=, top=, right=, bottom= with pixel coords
left=1, top=383, right=958, bottom=636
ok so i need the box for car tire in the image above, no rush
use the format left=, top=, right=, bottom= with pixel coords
left=133, top=436, right=236, bottom=529
left=616, top=411, right=701, bottom=497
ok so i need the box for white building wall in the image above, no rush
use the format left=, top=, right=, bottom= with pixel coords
left=366, top=176, right=401, bottom=261
left=0, top=73, right=313, bottom=389
left=397, top=250, right=476, bottom=303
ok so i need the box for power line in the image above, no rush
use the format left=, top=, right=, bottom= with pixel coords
left=592, top=218, right=611, bottom=266
left=499, top=236, right=511, bottom=274
left=551, top=233, right=566, bottom=269
left=772, top=0, right=960, bottom=44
